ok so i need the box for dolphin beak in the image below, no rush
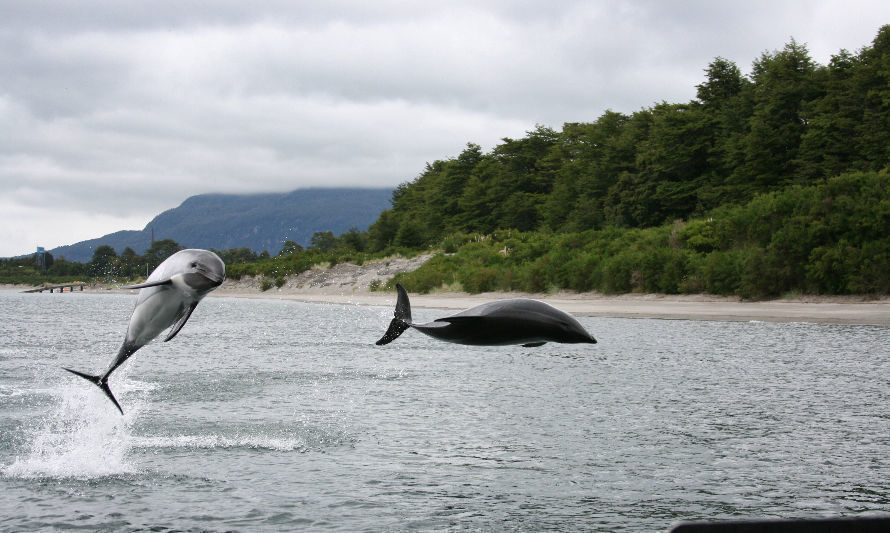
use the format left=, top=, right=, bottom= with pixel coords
left=192, top=266, right=225, bottom=287
left=202, top=271, right=225, bottom=286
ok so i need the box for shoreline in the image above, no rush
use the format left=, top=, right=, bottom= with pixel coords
left=5, top=247, right=888, bottom=325
left=210, top=286, right=890, bottom=325
left=8, top=282, right=886, bottom=325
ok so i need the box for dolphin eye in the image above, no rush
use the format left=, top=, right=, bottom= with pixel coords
left=190, top=262, right=198, bottom=268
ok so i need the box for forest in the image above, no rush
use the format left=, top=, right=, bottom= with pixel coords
left=4, top=26, right=889, bottom=298
left=367, top=26, right=890, bottom=298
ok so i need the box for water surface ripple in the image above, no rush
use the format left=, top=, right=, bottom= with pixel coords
left=1, top=290, right=888, bottom=531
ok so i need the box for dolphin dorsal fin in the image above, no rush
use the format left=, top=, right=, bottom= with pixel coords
left=120, top=279, right=174, bottom=290
left=164, top=303, right=198, bottom=342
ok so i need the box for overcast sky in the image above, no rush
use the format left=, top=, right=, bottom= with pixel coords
left=2, top=1, right=889, bottom=257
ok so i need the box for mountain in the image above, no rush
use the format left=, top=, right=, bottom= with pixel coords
left=50, top=188, right=393, bottom=263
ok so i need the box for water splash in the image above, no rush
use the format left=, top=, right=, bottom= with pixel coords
left=3, top=378, right=144, bottom=479
left=134, top=433, right=309, bottom=452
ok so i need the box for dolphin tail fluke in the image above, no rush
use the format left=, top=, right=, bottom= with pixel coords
left=376, top=318, right=411, bottom=345
left=62, top=367, right=124, bottom=415
left=394, top=283, right=412, bottom=323
left=375, top=284, right=413, bottom=346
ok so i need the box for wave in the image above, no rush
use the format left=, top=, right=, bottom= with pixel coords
left=133, top=433, right=310, bottom=452
left=2, top=375, right=353, bottom=480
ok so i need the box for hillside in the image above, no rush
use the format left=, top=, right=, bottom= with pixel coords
left=50, top=188, right=392, bottom=262
left=358, top=28, right=890, bottom=298
left=366, top=27, right=890, bottom=250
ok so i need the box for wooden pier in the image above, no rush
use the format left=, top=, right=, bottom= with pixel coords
left=23, top=284, right=86, bottom=293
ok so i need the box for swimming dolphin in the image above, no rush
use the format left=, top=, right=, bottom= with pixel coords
left=63, top=249, right=225, bottom=414
left=376, top=284, right=597, bottom=347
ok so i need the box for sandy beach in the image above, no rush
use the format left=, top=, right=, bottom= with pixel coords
left=212, top=286, right=890, bottom=325
left=8, top=253, right=890, bottom=325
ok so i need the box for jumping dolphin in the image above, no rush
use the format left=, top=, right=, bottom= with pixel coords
left=64, top=249, right=225, bottom=414
left=376, top=284, right=597, bottom=347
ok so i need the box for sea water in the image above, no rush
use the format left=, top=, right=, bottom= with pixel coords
left=1, top=290, right=888, bottom=531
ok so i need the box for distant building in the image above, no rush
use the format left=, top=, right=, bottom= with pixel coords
left=35, top=247, right=53, bottom=270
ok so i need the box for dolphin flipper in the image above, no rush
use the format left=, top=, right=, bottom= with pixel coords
left=120, top=278, right=174, bottom=290
left=375, top=284, right=413, bottom=345
left=62, top=368, right=124, bottom=414
left=164, top=303, right=197, bottom=342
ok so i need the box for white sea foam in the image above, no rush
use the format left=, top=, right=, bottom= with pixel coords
left=3, top=380, right=143, bottom=479
left=133, top=433, right=308, bottom=452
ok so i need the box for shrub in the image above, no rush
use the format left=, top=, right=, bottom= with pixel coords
left=805, top=241, right=857, bottom=294
left=600, top=250, right=642, bottom=294
left=848, top=240, right=890, bottom=294
left=701, top=250, right=743, bottom=295
left=557, top=253, right=603, bottom=292
left=459, top=267, right=502, bottom=293
left=387, top=254, right=457, bottom=293
left=517, top=257, right=552, bottom=293
left=738, top=247, right=791, bottom=299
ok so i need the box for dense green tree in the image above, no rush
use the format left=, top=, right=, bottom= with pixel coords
left=696, top=57, right=753, bottom=206
left=394, top=219, right=426, bottom=248
left=214, top=247, right=261, bottom=265
left=854, top=25, right=890, bottom=171
left=278, top=240, right=303, bottom=256
left=367, top=209, right=399, bottom=251
left=309, top=231, right=337, bottom=252
left=47, top=256, right=86, bottom=278
left=795, top=50, right=861, bottom=181
left=742, top=39, right=822, bottom=190
left=544, top=111, right=633, bottom=231
left=623, top=102, right=712, bottom=225
left=144, top=239, right=183, bottom=270
left=119, top=246, right=141, bottom=277
left=88, top=245, right=119, bottom=277
left=696, top=57, right=745, bottom=106
left=421, top=143, right=484, bottom=234
left=368, top=29, right=889, bottom=250
left=339, top=227, right=368, bottom=252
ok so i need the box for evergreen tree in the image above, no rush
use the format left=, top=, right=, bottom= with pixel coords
left=742, top=39, right=822, bottom=190
left=696, top=57, right=753, bottom=206
left=854, top=24, right=890, bottom=171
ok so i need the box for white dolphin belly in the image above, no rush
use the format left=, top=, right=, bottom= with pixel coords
left=126, top=286, right=192, bottom=346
